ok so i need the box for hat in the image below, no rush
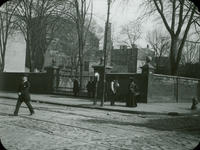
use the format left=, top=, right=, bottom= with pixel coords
left=21, top=74, right=29, bottom=79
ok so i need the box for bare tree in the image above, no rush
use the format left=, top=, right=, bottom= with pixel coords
left=191, top=8, right=200, bottom=44
left=119, top=19, right=142, bottom=48
left=181, top=40, right=200, bottom=64
left=0, top=0, right=20, bottom=72
left=189, top=0, right=200, bottom=12
left=14, top=0, right=65, bottom=72
left=74, top=0, right=93, bottom=88
left=146, top=29, right=170, bottom=71
left=58, top=20, right=79, bottom=76
left=63, top=0, right=93, bottom=88
left=142, top=0, right=197, bottom=75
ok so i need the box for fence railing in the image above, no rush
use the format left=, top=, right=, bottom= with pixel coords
left=53, top=72, right=93, bottom=96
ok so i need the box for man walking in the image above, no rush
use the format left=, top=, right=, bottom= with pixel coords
left=14, top=75, right=35, bottom=116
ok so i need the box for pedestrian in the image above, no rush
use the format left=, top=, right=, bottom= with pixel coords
left=73, top=78, right=79, bottom=97
left=110, top=78, right=120, bottom=106
left=127, top=77, right=138, bottom=107
left=13, top=75, right=35, bottom=116
left=91, top=79, right=96, bottom=98
left=191, top=97, right=198, bottom=110
left=86, top=79, right=93, bottom=98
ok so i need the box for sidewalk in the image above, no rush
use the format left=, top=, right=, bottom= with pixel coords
left=0, top=91, right=199, bottom=115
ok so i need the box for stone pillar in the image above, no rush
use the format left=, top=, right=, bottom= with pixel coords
left=45, top=66, right=59, bottom=93
left=92, top=65, right=112, bottom=99
left=128, top=45, right=138, bottom=73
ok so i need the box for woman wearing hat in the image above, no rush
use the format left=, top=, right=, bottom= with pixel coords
left=127, top=77, right=138, bottom=107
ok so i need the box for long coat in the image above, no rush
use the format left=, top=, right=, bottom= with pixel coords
left=73, top=80, right=79, bottom=93
left=18, top=81, right=31, bottom=101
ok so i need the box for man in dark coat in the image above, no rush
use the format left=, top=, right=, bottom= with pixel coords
left=91, top=80, right=96, bottom=98
left=14, top=75, right=35, bottom=116
left=86, top=80, right=93, bottom=98
left=73, top=78, right=79, bottom=97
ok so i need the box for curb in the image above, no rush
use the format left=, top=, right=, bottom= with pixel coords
left=0, top=96, right=198, bottom=116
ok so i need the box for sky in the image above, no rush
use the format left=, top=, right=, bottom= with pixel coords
left=92, top=0, right=156, bottom=48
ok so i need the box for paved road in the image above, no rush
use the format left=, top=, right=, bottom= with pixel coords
left=0, top=98, right=199, bottom=150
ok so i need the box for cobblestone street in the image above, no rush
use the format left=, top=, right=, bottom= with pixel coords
left=0, top=98, right=199, bottom=150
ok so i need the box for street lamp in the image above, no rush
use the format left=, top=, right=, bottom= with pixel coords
left=102, top=0, right=112, bottom=107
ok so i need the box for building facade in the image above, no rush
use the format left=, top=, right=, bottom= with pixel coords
left=4, top=31, right=26, bottom=72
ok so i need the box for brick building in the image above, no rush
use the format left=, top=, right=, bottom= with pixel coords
left=110, top=45, right=138, bottom=73
left=93, top=44, right=154, bottom=74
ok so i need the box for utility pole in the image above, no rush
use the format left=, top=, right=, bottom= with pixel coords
left=101, top=0, right=111, bottom=107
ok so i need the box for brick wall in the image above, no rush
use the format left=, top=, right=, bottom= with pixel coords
left=106, top=73, right=148, bottom=103
left=0, top=72, right=53, bottom=94
left=147, top=74, right=200, bottom=103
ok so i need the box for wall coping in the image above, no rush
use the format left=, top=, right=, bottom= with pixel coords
left=0, top=72, right=46, bottom=74
left=106, top=73, right=140, bottom=75
left=152, top=73, right=200, bottom=81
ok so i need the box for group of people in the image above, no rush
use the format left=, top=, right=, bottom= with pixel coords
left=110, top=77, right=139, bottom=107
left=73, top=77, right=96, bottom=98
left=74, top=76, right=139, bottom=107
left=13, top=75, right=139, bottom=116
left=13, top=76, right=96, bottom=116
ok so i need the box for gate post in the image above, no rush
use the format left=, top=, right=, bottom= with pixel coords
left=45, top=66, right=59, bottom=93
left=92, top=65, right=112, bottom=100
